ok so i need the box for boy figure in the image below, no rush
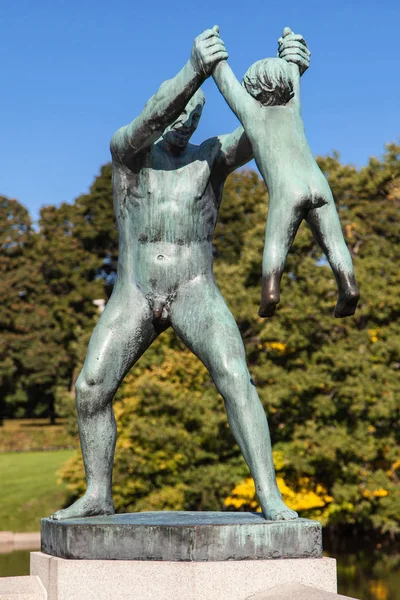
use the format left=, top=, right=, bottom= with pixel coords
left=213, top=27, right=360, bottom=318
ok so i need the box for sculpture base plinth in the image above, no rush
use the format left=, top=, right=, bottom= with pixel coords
left=31, top=552, right=337, bottom=600
left=41, top=511, right=322, bottom=561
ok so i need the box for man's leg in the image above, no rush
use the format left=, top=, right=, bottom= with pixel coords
left=52, top=284, right=158, bottom=519
left=260, top=202, right=303, bottom=317
left=171, top=278, right=297, bottom=520
left=306, top=202, right=360, bottom=317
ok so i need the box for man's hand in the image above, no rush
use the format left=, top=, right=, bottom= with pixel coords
left=278, top=27, right=311, bottom=75
left=191, top=25, right=228, bottom=78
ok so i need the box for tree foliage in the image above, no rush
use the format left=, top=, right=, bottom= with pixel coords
left=0, top=197, right=70, bottom=421
left=0, top=166, right=116, bottom=421
left=36, top=165, right=116, bottom=404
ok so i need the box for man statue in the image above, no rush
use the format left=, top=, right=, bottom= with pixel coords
left=52, top=26, right=310, bottom=521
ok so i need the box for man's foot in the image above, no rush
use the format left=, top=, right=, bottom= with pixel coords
left=261, top=496, right=298, bottom=521
left=51, top=493, right=115, bottom=520
left=334, top=287, right=360, bottom=318
left=258, top=277, right=281, bottom=318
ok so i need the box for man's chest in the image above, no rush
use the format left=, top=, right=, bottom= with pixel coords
left=139, top=147, right=214, bottom=203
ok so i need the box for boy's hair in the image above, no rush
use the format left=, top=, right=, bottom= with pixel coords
left=242, top=58, right=295, bottom=106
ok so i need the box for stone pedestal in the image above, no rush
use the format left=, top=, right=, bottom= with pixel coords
left=34, top=512, right=334, bottom=600
left=31, top=552, right=337, bottom=600
left=248, top=583, right=358, bottom=600
left=41, top=511, right=322, bottom=561
left=0, top=576, right=46, bottom=600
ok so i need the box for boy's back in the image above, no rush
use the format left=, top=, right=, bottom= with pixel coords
left=246, top=102, right=323, bottom=197
left=212, top=30, right=359, bottom=319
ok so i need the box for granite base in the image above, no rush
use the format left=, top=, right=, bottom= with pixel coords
left=31, top=552, right=337, bottom=600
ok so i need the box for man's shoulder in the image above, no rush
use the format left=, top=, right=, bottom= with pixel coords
left=111, top=139, right=151, bottom=170
left=190, top=136, right=222, bottom=159
left=199, top=135, right=222, bottom=149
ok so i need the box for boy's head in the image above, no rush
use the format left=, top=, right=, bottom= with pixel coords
left=242, top=58, right=294, bottom=106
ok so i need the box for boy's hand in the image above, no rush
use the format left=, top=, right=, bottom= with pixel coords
left=278, top=27, right=311, bottom=75
left=191, top=26, right=228, bottom=78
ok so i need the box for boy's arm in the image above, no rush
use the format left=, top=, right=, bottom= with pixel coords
left=211, top=61, right=258, bottom=174
left=213, top=60, right=257, bottom=125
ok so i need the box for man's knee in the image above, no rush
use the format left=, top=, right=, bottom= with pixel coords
left=215, top=362, right=251, bottom=405
left=76, top=369, right=109, bottom=417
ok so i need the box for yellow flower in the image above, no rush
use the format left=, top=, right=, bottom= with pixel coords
left=264, top=342, right=287, bottom=354
left=368, top=328, right=380, bottom=343
left=369, top=579, right=389, bottom=600
left=224, top=475, right=333, bottom=513
left=362, top=488, right=389, bottom=498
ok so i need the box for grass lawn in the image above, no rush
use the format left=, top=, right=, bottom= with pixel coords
left=0, top=450, right=74, bottom=532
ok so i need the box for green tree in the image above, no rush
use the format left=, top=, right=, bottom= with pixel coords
left=52, top=144, right=400, bottom=539
left=35, top=164, right=117, bottom=416
left=0, top=197, right=69, bottom=422
left=0, top=165, right=116, bottom=422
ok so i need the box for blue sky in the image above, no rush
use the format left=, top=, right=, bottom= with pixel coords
left=1, top=0, right=398, bottom=223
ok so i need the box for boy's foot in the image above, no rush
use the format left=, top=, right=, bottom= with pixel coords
left=259, top=277, right=280, bottom=318
left=334, top=287, right=360, bottom=318
left=258, top=299, right=279, bottom=318
left=51, top=493, right=115, bottom=520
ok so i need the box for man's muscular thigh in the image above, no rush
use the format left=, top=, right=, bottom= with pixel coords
left=79, top=284, right=156, bottom=393
left=170, top=276, right=247, bottom=368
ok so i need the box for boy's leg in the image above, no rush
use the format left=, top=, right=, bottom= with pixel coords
left=52, top=284, right=159, bottom=520
left=306, top=202, right=360, bottom=317
left=260, top=201, right=303, bottom=317
left=171, top=277, right=297, bottom=520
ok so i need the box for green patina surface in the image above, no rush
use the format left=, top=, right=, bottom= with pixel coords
left=50, top=26, right=350, bottom=542
left=213, top=27, right=359, bottom=319
left=42, top=512, right=322, bottom=561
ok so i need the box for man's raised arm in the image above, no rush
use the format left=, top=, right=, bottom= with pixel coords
left=110, top=27, right=227, bottom=165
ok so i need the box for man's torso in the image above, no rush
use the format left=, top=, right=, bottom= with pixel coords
left=112, top=138, right=225, bottom=296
